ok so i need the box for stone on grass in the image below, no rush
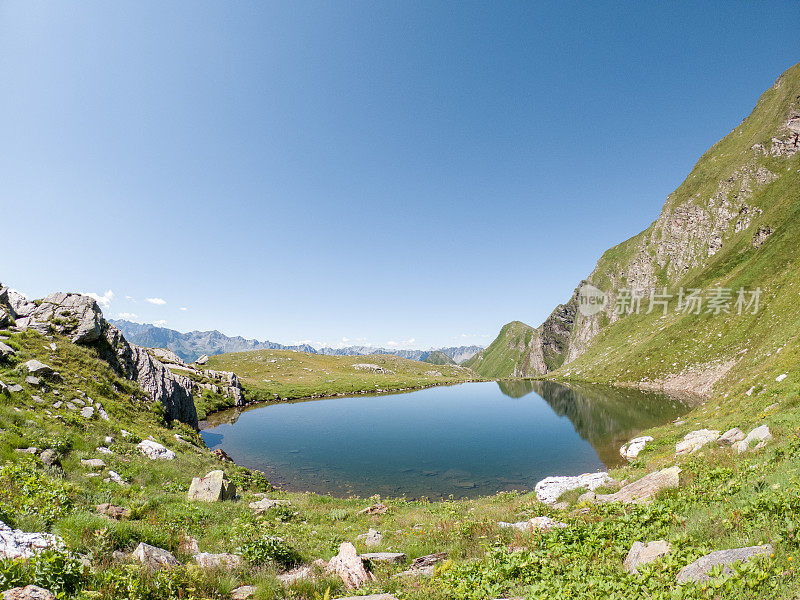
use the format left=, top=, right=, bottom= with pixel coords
left=188, top=470, right=236, bottom=502
left=39, top=449, right=60, bottom=468
left=231, top=586, right=256, bottom=600
left=624, top=540, right=672, bottom=573
left=107, top=470, right=126, bottom=485
left=776, top=373, right=788, bottom=383
left=2, top=586, right=55, bottom=600
left=96, top=504, right=131, bottom=520
left=194, top=552, right=242, bottom=570
left=195, top=355, right=209, bottom=365
left=0, top=342, right=15, bottom=359
left=361, top=552, right=407, bottom=564
left=0, top=521, right=64, bottom=559
left=133, top=542, right=180, bottom=569
left=249, top=497, right=290, bottom=513
left=676, top=429, right=720, bottom=455
left=596, top=467, right=681, bottom=504
left=358, top=503, right=389, bottom=515
left=578, top=491, right=596, bottom=504
left=96, top=447, right=113, bottom=454
left=16, top=447, right=38, bottom=455
left=534, top=472, right=613, bottom=505
left=24, top=376, right=40, bottom=387
left=717, top=428, right=746, bottom=446
left=620, top=436, right=653, bottom=461
left=277, top=564, right=317, bottom=585
left=357, top=528, right=382, bottom=546
left=676, top=544, right=773, bottom=584
left=327, top=542, right=376, bottom=589
left=137, top=439, right=176, bottom=460
left=735, top=425, right=773, bottom=453
left=211, top=448, right=234, bottom=462
left=8, top=384, right=23, bottom=393
left=80, top=406, right=95, bottom=419
left=395, top=552, right=447, bottom=578
left=498, top=517, right=567, bottom=532
left=81, top=458, right=106, bottom=469
left=179, top=535, right=200, bottom=555
left=23, top=360, right=55, bottom=377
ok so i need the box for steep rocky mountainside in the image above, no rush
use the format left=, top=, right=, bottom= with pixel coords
left=111, top=319, right=482, bottom=364
left=470, top=62, right=800, bottom=395
left=1, top=285, right=200, bottom=427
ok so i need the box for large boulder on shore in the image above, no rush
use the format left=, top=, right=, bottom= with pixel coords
left=676, top=544, right=773, bottom=583
left=535, top=472, right=613, bottom=504
left=188, top=470, right=236, bottom=502
left=596, top=466, right=681, bottom=504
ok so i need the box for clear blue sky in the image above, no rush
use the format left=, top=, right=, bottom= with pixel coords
left=2, top=2, right=799, bottom=350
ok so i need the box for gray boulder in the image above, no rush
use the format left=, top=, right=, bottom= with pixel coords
left=188, top=470, right=236, bottom=502
left=39, top=449, right=60, bottom=469
left=0, top=521, right=64, bottom=559
left=23, top=360, right=56, bottom=377
left=624, top=540, right=671, bottom=573
left=231, top=586, right=256, bottom=600
left=249, top=497, right=290, bottom=513
left=2, top=586, right=56, bottom=600
left=596, top=467, right=681, bottom=504
left=133, top=542, right=180, bottom=569
left=7, top=384, right=23, bottom=393
left=717, top=428, right=746, bottom=446
left=677, top=544, right=772, bottom=583
left=24, top=376, right=40, bottom=386
left=676, top=429, right=720, bottom=455
left=194, top=552, right=242, bottom=570
left=735, top=425, right=773, bottom=453
left=357, top=528, right=383, bottom=547
left=361, top=552, right=407, bottom=564
left=0, top=342, right=15, bottom=359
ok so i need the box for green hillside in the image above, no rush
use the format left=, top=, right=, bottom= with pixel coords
left=463, top=320, right=539, bottom=378
left=478, top=62, right=800, bottom=401
left=422, top=350, right=457, bottom=366
left=206, top=349, right=478, bottom=403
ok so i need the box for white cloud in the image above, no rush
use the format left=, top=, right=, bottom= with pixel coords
left=117, top=312, right=138, bottom=319
left=125, top=295, right=135, bottom=301
left=153, top=319, right=168, bottom=327
left=179, top=307, right=188, bottom=311
left=341, top=337, right=350, bottom=343
left=386, top=341, right=398, bottom=347
left=84, top=289, right=114, bottom=308
left=146, top=297, right=167, bottom=305
left=387, top=338, right=416, bottom=348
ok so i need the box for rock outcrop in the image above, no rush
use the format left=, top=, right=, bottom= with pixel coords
left=0, top=521, right=64, bottom=559
left=596, top=467, right=681, bottom=504
left=624, top=540, right=672, bottom=574
left=327, top=542, right=376, bottom=589
left=188, top=470, right=236, bottom=502
left=0, top=283, right=199, bottom=428
left=676, top=544, right=773, bottom=584
left=535, top=472, right=613, bottom=505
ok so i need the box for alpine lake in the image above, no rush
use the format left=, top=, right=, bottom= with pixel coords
left=200, top=380, right=694, bottom=499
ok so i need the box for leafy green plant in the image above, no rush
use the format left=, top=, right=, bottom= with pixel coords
left=237, top=536, right=300, bottom=569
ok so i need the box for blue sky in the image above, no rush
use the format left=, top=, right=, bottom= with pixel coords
left=2, top=2, right=799, bottom=350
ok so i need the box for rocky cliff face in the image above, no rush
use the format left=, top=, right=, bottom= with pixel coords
left=1, top=284, right=198, bottom=428
left=477, top=62, right=800, bottom=392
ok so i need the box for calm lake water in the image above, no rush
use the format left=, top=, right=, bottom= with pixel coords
left=201, top=381, right=693, bottom=498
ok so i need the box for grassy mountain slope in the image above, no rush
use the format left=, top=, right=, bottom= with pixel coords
left=422, top=350, right=457, bottom=365
left=206, top=349, right=479, bottom=403
left=463, top=321, right=540, bottom=378
left=478, top=62, right=800, bottom=398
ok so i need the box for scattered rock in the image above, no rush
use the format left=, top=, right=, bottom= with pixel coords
left=52, top=401, right=63, bottom=410
left=676, top=544, right=773, bottom=584
left=396, top=552, right=448, bottom=578
left=0, top=521, right=64, bottom=559
left=188, top=470, right=236, bottom=502
left=776, top=373, right=788, bottom=382
left=80, top=406, right=95, bottom=419
left=81, top=459, right=106, bottom=469
left=8, top=384, right=23, bottom=393
left=249, top=498, right=290, bottom=513
left=357, top=528, right=383, bottom=546
left=39, top=449, right=60, bottom=468
left=22, top=360, right=56, bottom=377
left=107, top=470, right=126, bottom=485
left=96, top=503, right=131, bottom=520
left=179, top=535, right=200, bottom=555
left=2, top=586, right=56, bottom=600
left=361, top=552, right=407, bottom=564
left=97, top=406, right=110, bottom=421
left=231, top=586, right=256, bottom=600
left=195, top=355, right=209, bottom=365
left=578, top=491, right=596, bottom=504
left=676, top=429, right=720, bottom=455
left=735, top=425, right=773, bottom=453
left=96, top=447, right=113, bottom=454
left=195, top=552, right=242, bottom=570
left=620, top=436, right=653, bottom=461
left=24, top=376, right=41, bottom=387
left=211, top=448, right=234, bottom=462
left=624, top=540, right=672, bottom=573
left=358, top=503, right=389, bottom=515
left=717, top=427, right=746, bottom=446
left=104, top=436, right=114, bottom=445
left=535, top=472, right=613, bottom=505
left=596, top=467, right=681, bottom=504
left=0, top=342, right=15, bottom=359
left=277, top=564, right=317, bottom=585
left=498, top=517, right=567, bottom=531
left=15, top=447, right=38, bottom=455
left=137, top=440, right=176, bottom=460
left=327, top=542, right=376, bottom=589
left=133, top=542, right=180, bottom=569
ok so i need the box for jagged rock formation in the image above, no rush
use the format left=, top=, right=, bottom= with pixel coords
left=471, top=62, right=800, bottom=393
left=147, top=348, right=244, bottom=405
left=0, top=284, right=198, bottom=428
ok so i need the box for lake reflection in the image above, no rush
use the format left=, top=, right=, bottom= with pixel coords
left=201, top=381, right=693, bottom=498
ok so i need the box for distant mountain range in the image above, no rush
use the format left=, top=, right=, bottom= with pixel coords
left=110, top=319, right=483, bottom=365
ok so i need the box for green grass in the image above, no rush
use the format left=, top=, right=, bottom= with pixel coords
left=206, top=349, right=480, bottom=403
left=463, top=321, right=539, bottom=378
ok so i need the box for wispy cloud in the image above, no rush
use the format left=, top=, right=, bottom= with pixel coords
left=84, top=289, right=114, bottom=308
left=179, top=307, right=188, bottom=311
left=153, top=319, right=168, bottom=327
left=146, top=297, right=166, bottom=305
left=117, top=312, right=138, bottom=319
left=387, top=338, right=416, bottom=348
